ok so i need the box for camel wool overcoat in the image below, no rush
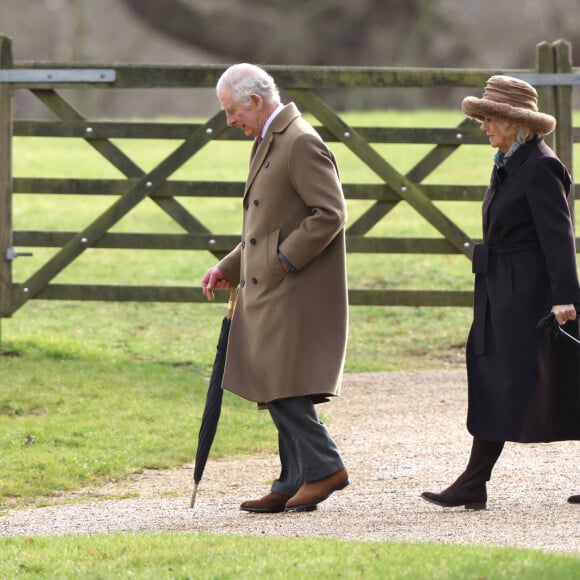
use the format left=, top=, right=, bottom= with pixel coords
left=217, top=103, right=348, bottom=404
left=466, top=138, right=580, bottom=443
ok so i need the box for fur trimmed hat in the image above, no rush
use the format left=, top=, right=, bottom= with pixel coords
left=462, top=75, right=556, bottom=135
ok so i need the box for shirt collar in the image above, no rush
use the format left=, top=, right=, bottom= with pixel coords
left=261, top=103, right=284, bottom=140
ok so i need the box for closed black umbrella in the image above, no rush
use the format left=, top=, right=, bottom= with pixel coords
left=190, top=288, right=237, bottom=508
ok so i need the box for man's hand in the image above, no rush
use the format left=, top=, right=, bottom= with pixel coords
left=201, top=266, right=231, bottom=296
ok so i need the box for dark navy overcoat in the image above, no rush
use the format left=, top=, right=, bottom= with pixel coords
left=466, top=138, right=580, bottom=442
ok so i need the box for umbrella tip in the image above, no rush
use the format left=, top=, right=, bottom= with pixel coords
left=189, top=482, right=199, bottom=508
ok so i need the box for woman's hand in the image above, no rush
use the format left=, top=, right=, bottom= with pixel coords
left=551, top=304, right=577, bottom=326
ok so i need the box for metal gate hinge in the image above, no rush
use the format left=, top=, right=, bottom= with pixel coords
left=5, top=247, right=33, bottom=261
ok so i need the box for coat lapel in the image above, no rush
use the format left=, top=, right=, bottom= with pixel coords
left=243, top=103, right=302, bottom=197
left=481, top=171, right=496, bottom=238
left=481, top=139, right=539, bottom=239
left=245, top=137, right=270, bottom=195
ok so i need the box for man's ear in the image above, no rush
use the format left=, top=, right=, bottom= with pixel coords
left=249, top=93, right=263, bottom=108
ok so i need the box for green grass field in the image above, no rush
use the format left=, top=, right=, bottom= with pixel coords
left=2, top=533, right=580, bottom=579
left=1, top=109, right=579, bottom=578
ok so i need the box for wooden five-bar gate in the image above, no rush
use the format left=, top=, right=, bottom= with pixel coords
left=0, top=35, right=578, bottom=340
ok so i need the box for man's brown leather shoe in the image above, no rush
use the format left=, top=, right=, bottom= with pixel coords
left=568, top=494, right=580, bottom=504
left=285, top=468, right=349, bottom=512
left=240, top=492, right=290, bottom=513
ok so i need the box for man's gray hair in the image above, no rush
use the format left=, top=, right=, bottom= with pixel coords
left=217, top=63, right=280, bottom=107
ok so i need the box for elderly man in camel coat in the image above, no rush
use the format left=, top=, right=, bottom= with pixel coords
left=202, top=63, right=349, bottom=513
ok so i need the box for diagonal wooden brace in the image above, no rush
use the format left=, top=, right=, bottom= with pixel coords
left=287, top=89, right=475, bottom=260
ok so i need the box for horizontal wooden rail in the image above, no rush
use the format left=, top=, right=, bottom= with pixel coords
left=10, top=64, right=515, bottom=88
left=11, top=178, right=489, bottom=202
left=5, top=65, right=576, bottom=90
left=11, top=178, right=580, bottom=204
left=7, top=64, right=580, bottom=89
left=12, top=120, right=488, bottom=145
left=15, top=121, right=580, bottom=144
left=21, top=283, right=474, bottom=307
left=12, top=231, right=485, bottom=254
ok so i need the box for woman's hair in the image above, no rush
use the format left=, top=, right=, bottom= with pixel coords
left=217, top=63, right=280, bottom=107
left=490, top=119, right=539, bottom=143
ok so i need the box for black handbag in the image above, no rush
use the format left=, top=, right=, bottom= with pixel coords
left=536, top=305, right=580, bottom=347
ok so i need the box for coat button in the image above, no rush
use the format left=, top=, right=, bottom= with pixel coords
left=253, top=199, right=259, bottom=206
left=250, top=238, right=256, bottom=245
left=241, top=241, right=246, bottom=249
left=251, top=277, right=258, bottom=284
left=243, top=201, right=249, bottom=210
left=240, top=280, right=246, bottom=287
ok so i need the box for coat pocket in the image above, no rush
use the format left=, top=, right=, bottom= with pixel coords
left=266, top=229, right=286, bottom=284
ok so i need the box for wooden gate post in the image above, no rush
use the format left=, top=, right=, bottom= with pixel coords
left=552, top=39, right=575, bottom=223
left=535, top=40, right=575, bottom=223
left=0, top=34, right=14, bottom=345
left=535, top=41, right=556, bottom=151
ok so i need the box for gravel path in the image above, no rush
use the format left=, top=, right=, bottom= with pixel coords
left=1, top=370, right=579, bottom=553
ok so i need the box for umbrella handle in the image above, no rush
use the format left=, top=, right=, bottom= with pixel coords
left=206, top=288, right=237, bottom=320
left=226, top=288, right=237, bottom=320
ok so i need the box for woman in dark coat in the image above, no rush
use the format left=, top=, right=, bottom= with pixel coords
left=421, top=75, right=580, bottom=510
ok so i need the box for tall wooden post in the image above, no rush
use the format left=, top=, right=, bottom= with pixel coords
left=535, top=40, right=575, bottom=224
left=535, top=41, right=556, bottom=151
left=0, top=35, right=14, bottom=349
left=552, top=39, right=575, bottom=224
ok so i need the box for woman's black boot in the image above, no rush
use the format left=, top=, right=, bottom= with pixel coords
left=421, top=438, right=504, bottom=510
